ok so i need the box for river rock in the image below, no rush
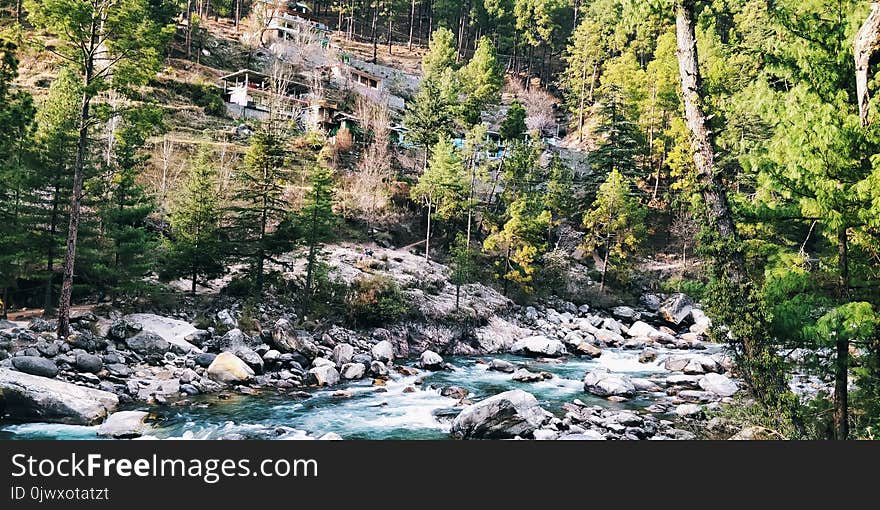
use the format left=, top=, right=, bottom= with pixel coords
left=575, top=342, right=602, bottom=358
left=689, top=308, right=712, bottom=335
left=583, top=369, right=635, bottom=397
left=12, top=356, right=59, bottom=378
left=0, top=368, right=118, bottom=424
left=340, top=363, right=366, bottom=380
left=627, top=321, right=660, bottom=339
left=309, top=365, right=340, bottom=386
left=699, top=373, right=738, bottom=397
left=232, top=346, right=264, bottom=374
left=75, top=352, right=103, bottom=373
left=371, top=340, right=394, bottom=362
left=729, top=426, right=777, bottom=440
left=510, top=336, right=566, bottom=357
left=659, top=293, right=694, bottom=325
left=419, top=350, right=443, bottom=370
left=559, top=430, right=606, bottom=440
left=441, top=386, right=469, bottom=399
left=123, top=314, right=200, bottom=353
left=631, top=378, right=662, bottom=392
left=125, top=332, right=170, bottom=356
left=593, top=329, right=625, bottom=346
left=97, top=411, right=151, bottom=439
left=206, top=352, right=254, bottom=384
left=195, top=352, right=217, bottom=368
left=639, top=349, right=658, bottom=363
left=332, top=343, right=355, bottom=367
left=451, top=389, right=552, bottom=439
left=674, top=403, right=703, bottom=417
left=511, top=368, right=544, bottom=382
left=640, top=293, right=662, bottom=311
left=370, top=361, right=389, bottom=377
left=488, top=359, right=516, bottom=373
left=612, top=306, right=637, bottom=319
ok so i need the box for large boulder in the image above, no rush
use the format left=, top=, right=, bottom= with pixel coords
left=451, top=390, right=552, bottom=439
left=488, top=359, right=516, bottom=373
left=419, top=350, right=444, bottom=370
left=340, top=363, right=366, bottom=380
left=11, top=356, right=59, bottom=378
left=658, top=293, right=694, bottom=326
left=97, top=411, right=151, bottom=439
left=371, top=340, right=395, bottom=362
left=699, top=373, right=738, bottom=397
left=123, top=314, right=200, bottom=353
left=309, top=365, right=340, bottom=386
left=206, top=352, right=254, bottom=384
left=270, top=322, right=319, bottom=356
left=332, top=343, right=355, bottom=367
left=583, top=369, right=636, bottom=398
left=125, top=332, right=170, bottom=356
left=0, top=368, right=118, bottom=425
left=75, top=353, right=103, bottom=374
left=510, top=336, right=567, bottom=358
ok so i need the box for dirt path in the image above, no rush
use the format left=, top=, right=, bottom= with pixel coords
left=6, top=304, right=96, bottom=321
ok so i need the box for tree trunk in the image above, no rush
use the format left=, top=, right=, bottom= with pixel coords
left=855, top=2, right=880, bottom=127
left=424, top=200, right=432, bottom=261
left=371, top=0, right=379, bottom=63
left=674, top=0, right=741, bottom=267
left=186, top=0, right=193, bottom=59
left=57, top=78, right=94, bottom=340
left=834, top=226, right=850, bottom=440
left=408, top=0, right=416, bottom=49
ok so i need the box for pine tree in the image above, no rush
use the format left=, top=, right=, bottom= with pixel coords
left=410, top=136, right=468, bottom=261
left=28, top=70, right=81, bottom=311
left=229, top=128, right=292, bottom=294
left=93, top=106, right=163, bottom=295
left=0, top=37, right=35, bottom=316
left=458, top=36, right=503, bottom=124
left=500, top=101, right=527, bottom=142
left=483, top=195, right=552, bottom=296
left=298, top=164, right=337, bottom=306
left=581, top=169, right=646, bottom=291
left=165, top=154, right=226, bottom=294
left=403, top=69, right=458, bottom=167
left=24, top=0, right=173, bottom=338
left=589, top=84, right=644, bottom=189
left=421, top=27, right=458, bottom=82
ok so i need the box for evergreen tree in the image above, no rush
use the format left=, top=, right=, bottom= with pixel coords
left=410, top=136, right=468, bottom=261
left=581, top=168, right=646, bottom=291
left=28, top=70, right=80, bottom=310
left=421, top=27, right=458, bottom=82
left=298, top=164, right=337, bottom=307
left=229, top=128, right=292, bottom=294
left=500, top=101, right=527, bottom=142
left=25, top=0, right=174, bottom=337
left=165, top=154, right=226, bottom=294
left=589, top=84, right=644, bottom=188
left=93, top=106, right=163, bottom=295
left=0, top=37, right=35, bottom=316
left=458, top=36, right=503, bottom=124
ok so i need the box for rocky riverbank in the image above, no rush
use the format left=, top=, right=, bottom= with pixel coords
left=0, top=245, right=752, bottom=440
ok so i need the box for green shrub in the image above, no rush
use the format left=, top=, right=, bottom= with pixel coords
left=660, top=276, right=707, bottom=301
left=348, top=275, right=410, bottom=326
left=223, top=276, right=253, bottom=298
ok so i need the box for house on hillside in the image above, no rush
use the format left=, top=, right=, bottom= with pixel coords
left=220, top=69, right=309, bottom=120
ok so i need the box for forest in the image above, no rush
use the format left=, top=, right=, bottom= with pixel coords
left=0, top=0, right=878, bottom=441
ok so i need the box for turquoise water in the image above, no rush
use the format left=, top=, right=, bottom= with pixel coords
left=0, top=348, right=686, bottom=440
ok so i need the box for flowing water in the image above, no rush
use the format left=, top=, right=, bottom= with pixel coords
left=0, top=347, right=714, bottom=440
